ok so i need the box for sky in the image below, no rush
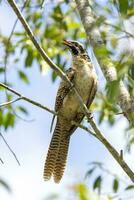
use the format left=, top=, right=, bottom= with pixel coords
left=0, top=1, right=134, bottom=200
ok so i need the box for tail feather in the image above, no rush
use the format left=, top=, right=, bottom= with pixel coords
left=53, top=135, right=70, bottom=183
left=43, top=120, right=61, bottom=181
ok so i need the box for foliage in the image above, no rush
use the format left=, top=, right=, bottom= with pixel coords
left=84, top=161, right=134, bottom=199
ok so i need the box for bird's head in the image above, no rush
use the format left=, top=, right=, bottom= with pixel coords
left=63, top=40, right=89, bottom=61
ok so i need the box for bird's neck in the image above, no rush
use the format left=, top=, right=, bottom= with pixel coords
left=72, top=55, right=93, bottom=70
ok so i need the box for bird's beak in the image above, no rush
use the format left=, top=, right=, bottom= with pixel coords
left=63, top=40, right=73, bottom=48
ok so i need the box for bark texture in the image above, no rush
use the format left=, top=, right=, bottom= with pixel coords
left=75, top=0, right=134, bottom=127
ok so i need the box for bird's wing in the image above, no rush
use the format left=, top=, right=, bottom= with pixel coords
left=55, top=68, right=75, bottom=112
left=50, top=68, right=75, bottom=132
left=86, top=78, right=97, bottom=109
left=68, top=77, right=97, bottom=136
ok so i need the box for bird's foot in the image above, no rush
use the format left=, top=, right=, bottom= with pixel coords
left=87, top=112, right=93, bottom=122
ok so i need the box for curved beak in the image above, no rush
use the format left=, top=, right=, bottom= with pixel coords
left=63, top=40, right=73, bottom=48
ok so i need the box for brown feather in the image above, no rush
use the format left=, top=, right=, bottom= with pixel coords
left=53, top=133, right=70, bottom=183
left=43, top=118, right=61, bottom=181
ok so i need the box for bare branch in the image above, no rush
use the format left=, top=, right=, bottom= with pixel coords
left=88, top=118, right=134, bottom=182
left=0, top=82, right=56, bottom=115
left=104, top=22, right=134, bottom=39
left=0, top=157, right=4, bottom=164
left=0, top=97, right=23, bottom=108
left=75, top=0, right=134, bottom=127
left=40, top=0, right=45, bottom=8
left=0, top=132, right=20, bottom=165
left=71, top=121, right=96, bottom=137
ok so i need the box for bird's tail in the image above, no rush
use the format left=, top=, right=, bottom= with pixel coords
left=43, top=119, right=70, bottom=183
left=43, top=119, right=61, bottom=181
left=53, top=134, right=70, bottom=183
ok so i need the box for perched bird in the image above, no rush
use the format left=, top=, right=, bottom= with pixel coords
left=43, top=40, right=98, bottom=183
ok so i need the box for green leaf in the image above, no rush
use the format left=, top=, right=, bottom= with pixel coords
left=32, top=12, right=41, bottom=23
left=0, top=110, right=3, bottom=126
left=113, top=178, right=119, bottom=193
left=108, top=114, right=115, bottom=126
left=17, top=106, right=29, bottom=115
left=106, top=80, right=120, bottom=103
left=96, top=15, right=106, bottom=27
left=45, top=194, right=59, bottom=200
left=85, top=167, right=96, bottom=179
left=25, top=49, right=34, bottom=67
left=95, top=46, right=112, bottom=57
left=67, top=22, right=80, bottom=29
left=125, top=185, right=134, bottom=190
left=52, top=71, right=57, bottom=82
left=98, top=111, right=105, bottom=124
left=118, top=0, right=129, bottom=14
left=51, top=5, right=63, bottom=22
left=18, top=70, right=29, bottom=84
left=75, top=183, right=89, bottom=200
left=127, top=9, right=134, bottom=17
left=93, top=176, right=102, bottom=190
left=4, top=112, right=15, bottom=130
left=110, top=37, right=118, bottom=49
left=0, top=67, right=5, bottom=73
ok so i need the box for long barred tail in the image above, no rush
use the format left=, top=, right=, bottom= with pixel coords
left=43, top=119, right=61, bottom=181
left=53, top=135, right=70, bottom=183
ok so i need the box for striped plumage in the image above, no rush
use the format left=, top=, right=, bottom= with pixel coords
left=43, top=40, right=98, bottom=183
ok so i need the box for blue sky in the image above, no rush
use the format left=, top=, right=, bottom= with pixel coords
left=0, top=1, right=134, bottom=200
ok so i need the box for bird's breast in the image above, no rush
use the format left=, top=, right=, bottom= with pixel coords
left=60, top=64, right=97, bottom=119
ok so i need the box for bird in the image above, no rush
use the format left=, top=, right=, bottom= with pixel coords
left=43, top=40, right=98, bottom=183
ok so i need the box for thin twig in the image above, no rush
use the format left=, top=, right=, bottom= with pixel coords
left=88, top=118, right=134, bottom=182
left=0, top=97, right=23, bottom=108
left=0, top=157, right=4, bottom=164
left=104, top=22, right=134, bottom=39
left=0, top=132, right=20, bottom=165
left=71, top=121, right=96, bottom=137
left=40, top=0, right=45, bottom=8
left=0, top=82, right=56, bottom=115
left=4, top=0, right=31, bottom=122
left=0, top=97, right=34, bottom=122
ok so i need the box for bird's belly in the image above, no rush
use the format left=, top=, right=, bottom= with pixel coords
left=60, top=72, right=93, bottom=119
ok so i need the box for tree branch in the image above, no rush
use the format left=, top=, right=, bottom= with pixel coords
left=0, top=157, right=4, bottom=164
left=104, top=22, right=134, bottom=39
left=0, top=132, right=20, bottom=165
left=0, top=97, right=23, bottom=108
left=6, top=0, right=134, bottom=182
left=88, top=118, right=134, bottom=182
left=0, top=82, right=56, bottom=115
left=75, top=0, right=134, bottom=127
left=1, top=82, right=134, bottom=182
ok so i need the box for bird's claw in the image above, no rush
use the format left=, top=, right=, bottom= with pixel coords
left=87, top=112, right=93, bottom=121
